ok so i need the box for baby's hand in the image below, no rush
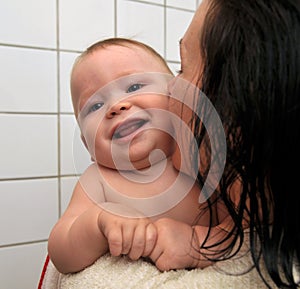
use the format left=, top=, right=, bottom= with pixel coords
left=149, top=218, right=202, bottom=271
left=97, top=203, right=157, bottom=260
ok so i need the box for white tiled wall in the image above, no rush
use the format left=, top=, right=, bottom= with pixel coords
left=0, top=1, right=197, bottom=288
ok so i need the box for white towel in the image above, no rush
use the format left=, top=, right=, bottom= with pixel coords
left=40, top=241, right=275, bottom=289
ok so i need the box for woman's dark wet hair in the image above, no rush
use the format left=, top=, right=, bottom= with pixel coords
left=194, top=0, right=300, bottom=287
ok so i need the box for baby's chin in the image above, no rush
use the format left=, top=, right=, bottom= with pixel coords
left=108, top=157, right=169, bottom=185
left=95, top=157, right=149, bottom=172
left=108, top=154, right=167, bottom=173
left=109, top=159, right=153, bottom=172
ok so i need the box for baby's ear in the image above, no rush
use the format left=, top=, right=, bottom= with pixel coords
left=81, top=134, right=95, bottom=162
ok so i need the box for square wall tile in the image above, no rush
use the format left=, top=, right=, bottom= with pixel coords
left=0, top=46, right=57, bottom=113
left=117, top=0, right=165, bottom=57
left=0, top=114, right=58, bottom=179
left=166, top=0, right=196, bottom=10
left=60, top=115, right=91, bottom=175
left=0, top=179, right=58, bottom=245
left=59, top=0, right=115, bottom=51
left=166, top=8, right=194, bottom=61
left=60, top=176, right=79, bottom=215
left=60, top=52, right=81, bottom=113
left=0, top=242, right=48, bottom=289
left=134, top=0, right=164, bottom=4
left=0, top=0, right=56, bottom=48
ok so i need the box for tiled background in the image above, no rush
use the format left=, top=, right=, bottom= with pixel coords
left=0, top=0, right=200, bottom=288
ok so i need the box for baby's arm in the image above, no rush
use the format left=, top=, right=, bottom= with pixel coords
left=48, top=168, right=157, bottom=274
left=47, top=180, right=108, bottom=274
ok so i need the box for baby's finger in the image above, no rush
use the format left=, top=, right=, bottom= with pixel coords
left=142, top=223, right=157, bottom=257
left=107, top=228, right=123, bottom=256
left=121, top=225, right=134, bottom=255
left=128, top=225, right=146, bottom=260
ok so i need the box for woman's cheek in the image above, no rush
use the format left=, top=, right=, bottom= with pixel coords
left=169, top=97, right=198, bottom=177
left=172, top=143, right=182, bottom=172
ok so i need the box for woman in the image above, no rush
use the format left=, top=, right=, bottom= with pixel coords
left=149, top=0, right=300, bottom=288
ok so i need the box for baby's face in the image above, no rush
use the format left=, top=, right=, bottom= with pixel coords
left=71, top=45, right=175, bottom=170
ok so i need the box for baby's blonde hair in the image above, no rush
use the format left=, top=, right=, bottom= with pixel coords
left=74, top=37, right=173, bottom=74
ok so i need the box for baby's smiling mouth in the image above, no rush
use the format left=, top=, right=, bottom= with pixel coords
left=113, top=119, right=148, bottom=139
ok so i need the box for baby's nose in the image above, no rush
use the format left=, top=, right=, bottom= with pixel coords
left=106, top=101, right=132, bottom=118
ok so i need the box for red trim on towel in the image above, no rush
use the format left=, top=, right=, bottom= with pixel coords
left=38, top=254, right=50, bottom=289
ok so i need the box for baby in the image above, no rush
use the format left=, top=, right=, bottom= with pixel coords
left=48, top=38, right=209, bottom=274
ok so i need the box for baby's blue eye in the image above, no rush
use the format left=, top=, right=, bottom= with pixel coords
left=127, top=83, right=144, bottom=93
left=88, top=102, right=104, bottom=114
